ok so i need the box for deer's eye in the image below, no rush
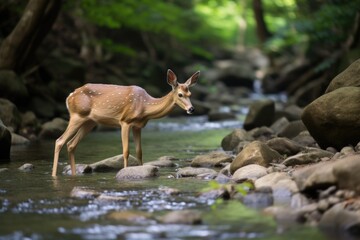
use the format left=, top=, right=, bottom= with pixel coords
left=178, top=93, right=183, bottom=98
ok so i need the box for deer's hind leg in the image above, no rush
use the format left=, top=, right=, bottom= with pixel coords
left=132, top=127, right=143, bottom=165
left=66, top=120, right=96, bottom=175
left=52, top=115, right=87, bottom=177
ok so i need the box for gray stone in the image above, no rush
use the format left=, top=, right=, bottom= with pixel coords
left=230, top=141, right=283, bottom=174
left=18, top=163, right=34, bottom=172
left=39, top=118, right=68, bottom=139
left=208, top=111, right=237, bottom=121
left=0, top=168, right=9, bottom=173
left=191, top=151, right=233, bottom=168
left=255, top=172, right=298, bottom=206
left=70, top=187, right=100, bottom=199
left=319, top=203, right=360, bottom=236
left=90, top=154, right=139, bottom=172
left=283, top=105, right=303, bottom=121
left=95, top=194, right=127, bottom=203
left=221, top=129, right=254, bottom=151
left=0, top=98, right=21, bottom=132
left=107, top=211, right=150, bottom=221
left=278, top=120, right=307, bottom=139
left=63, top=164, right=92, bottom=175
left=231, top=164, right=267, bottom=181
left=333, top=154, right=360, bottom=194
left=176, top=167, right=217, bottom=178
left=302, top=87, right=360, bottom=150
left=11, top=133, right=30, bottom=145
left=292, top=131, right=318, bottom=147
left=282, top=148, right=334, bottom=166
left=270, top=117, right=290, bottom=135
left=292, top=161, right=337, bottom=192
left=160, top=210, right=202, bottom=224
left=248, top=126, right=275, bottom=141
left=325, top=58, right=360, bottom=93
left=115, top=165, right=158, bottom=180
left=240, top=190, right=274, bottom=208
left=266, top=137, right=304, bottom=156
left=145, top=158, right=176, bottom=168
left=244, top=99, right=275, bottom=130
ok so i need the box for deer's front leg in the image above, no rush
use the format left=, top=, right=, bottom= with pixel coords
left=121, top=123, right=130, bottom=168
left=132, top=127, right=143, bottom=165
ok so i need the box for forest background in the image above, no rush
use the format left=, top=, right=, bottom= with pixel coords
left=0, top=0, right=359, bottom=122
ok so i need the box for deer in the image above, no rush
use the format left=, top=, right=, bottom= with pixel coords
left=52, top=69, right=200, bottom=177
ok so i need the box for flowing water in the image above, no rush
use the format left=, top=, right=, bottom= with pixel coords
left=0, top=117, right=326, bottom=239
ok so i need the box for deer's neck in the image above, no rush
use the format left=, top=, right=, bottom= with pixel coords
left=145, top=91, right=175, bottom=119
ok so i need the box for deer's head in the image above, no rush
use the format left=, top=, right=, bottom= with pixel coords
left=167, top=69, right=200, bottom=114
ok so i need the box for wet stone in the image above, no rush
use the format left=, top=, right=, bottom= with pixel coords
left=107, top=211, right=151, bottom=222
left=95, top=194, right=127, bottom=202
left=191, top=151, right=233, bottom=168
left=18, top=163, right=34, bottom=172
left=115, top=165, right=158, bottom=180
left=70, top=187, right=100, bottom=199
left=90, top=154, right=139, bottom=172
left=158, top=186, right=181, bottom=196
left=63, top=164, right=92, bottom=175
left=159, top=210, right=202, bottom=224
left=145, top=158, right=176, bottom=168
left=176, top=167, right=217, bottom=178
left=0, top=168, right=9, bottom=173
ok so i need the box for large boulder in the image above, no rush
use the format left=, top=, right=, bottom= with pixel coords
left=243, top=100, right=275, bottom=130
left=39, top=118, right=68, bottom=139
left=0, top=98, right=22, bottom=132
left=325, top=58, right=360, bottom=93
left=0, top=70, right=28, bottom=102
left=302, top=87, right=360, bottom=149
left=115, top=165, right=158, bottom=180
left=0, top=119, right=11, bottom=162
left=230, top=141, right=283, bottom=174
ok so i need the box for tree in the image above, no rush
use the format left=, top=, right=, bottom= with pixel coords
left=0, top=0, right=62, bottom=73
left=252, top=0, right=272, bottom=45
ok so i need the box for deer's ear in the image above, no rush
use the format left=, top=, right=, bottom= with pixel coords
left=167, top=69, right=178, bottom=89
left=185, top=71, right=200, bottom=87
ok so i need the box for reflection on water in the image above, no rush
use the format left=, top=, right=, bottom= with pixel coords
left=0, top=118, right=325, bottom=240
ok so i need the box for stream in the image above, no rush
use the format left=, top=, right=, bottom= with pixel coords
left=0, top=117, right=326, bottom=239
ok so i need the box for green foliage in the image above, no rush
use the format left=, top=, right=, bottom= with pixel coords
left=100, top=38, right=136, bottom=57
left=77, top=0, right=232, bottom=60
left=265, top=0, right=360, bottom=53
left=235, top=181, right=255, bottom=196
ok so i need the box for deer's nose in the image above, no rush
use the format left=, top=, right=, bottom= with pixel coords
left=187, top=107, right=194, bottom=114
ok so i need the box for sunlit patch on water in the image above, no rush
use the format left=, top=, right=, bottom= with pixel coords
left=147, top=116, right=243, bottom=131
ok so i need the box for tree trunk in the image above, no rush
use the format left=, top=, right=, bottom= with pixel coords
left=252, top=0, right=272, bottom=44
left=0, top=0, right=62, bottom=72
